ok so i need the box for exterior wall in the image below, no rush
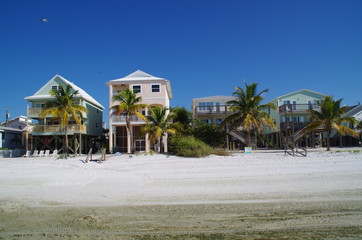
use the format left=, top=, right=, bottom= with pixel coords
left=85, top=101, right=103, bottom=136
left=0, top=128, right=22, bottom=149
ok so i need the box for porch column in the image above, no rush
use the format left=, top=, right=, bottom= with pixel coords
left=109, top=85, right=114, bottom=153
left=163, top=134, right=168, bottom=153
left=109, top=125, right=113, bottom=153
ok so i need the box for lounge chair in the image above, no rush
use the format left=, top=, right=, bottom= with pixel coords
left=23, top=150, right=31, bottom=158
left=31, top=150, right=39, bottom=157
left=44, top=150, right=50, bottom=157
left=38, top=150, right=45, bottom=157
left=52, top=150, right=58, bottom=157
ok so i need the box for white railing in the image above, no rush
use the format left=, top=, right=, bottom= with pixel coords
left=111, top=115, right=146, bottom=123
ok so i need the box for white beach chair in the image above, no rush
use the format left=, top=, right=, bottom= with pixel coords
left=31, top=150, right=39, bottom=157
left=52, top=150, right=58, bottom=157
left=38, top=150, right=45, bottom=157
left=23, top=150, right=31, bottom=158
left=44, top=150, right=50, bottom=157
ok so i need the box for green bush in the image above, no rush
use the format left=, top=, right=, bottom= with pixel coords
left=212, top=148, right=230, bottom=156
left=170, top=136, right=213, bottom=157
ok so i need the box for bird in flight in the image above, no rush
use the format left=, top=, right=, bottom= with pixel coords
left=38, top=18, right=48, bottom=22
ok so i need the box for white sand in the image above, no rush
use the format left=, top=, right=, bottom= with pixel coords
left=0, top=148, right=361, bottom=208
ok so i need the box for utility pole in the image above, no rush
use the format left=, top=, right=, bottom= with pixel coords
left=5, top=107, right=10, bottom=127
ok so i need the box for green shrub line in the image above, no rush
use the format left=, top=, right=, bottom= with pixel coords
left=170, top=135, right=230, bottom=158
left=335, top=150, right=361, bottom=154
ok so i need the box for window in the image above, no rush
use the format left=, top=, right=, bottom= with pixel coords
left=132, top=85, right=141, bottom=93
left=51, top=85, right=61, bottom=92
left=198, top=102, right=214, bottom=111
left=151, top=84, right=160, bottom=93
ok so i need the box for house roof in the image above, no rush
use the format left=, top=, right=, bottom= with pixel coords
left=25, top=75, right=104, bottom=110
left=269, top=89, right=326, bottom=102
left=0, top=126, right=23, bottom=133
left=344, top=105, right=362, bottom=118
left=106, top=70, right=173, bottom=98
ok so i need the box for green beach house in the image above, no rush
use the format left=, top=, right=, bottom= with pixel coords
left=24, top=75, right=104, bottom=154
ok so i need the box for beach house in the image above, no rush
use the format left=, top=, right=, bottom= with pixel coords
left=191, top=96, right=236, bottom=125
left=265, top=89, right=326, bottom=148
left=24, top=75, right=104, bottom=154
left=106, top=70, right=172, bottom=153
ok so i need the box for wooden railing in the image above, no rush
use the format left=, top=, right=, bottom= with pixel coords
left=32, top=124, right=87, bottom=133
left=279, top=104, right=320, bottom=113
left=28, top=108, right=44, bottom=116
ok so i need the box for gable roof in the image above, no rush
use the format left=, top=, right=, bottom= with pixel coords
left=106, top=70, right=173, bottom=98
left=269, top=89, right=326, bottom=102
left=25, top=75, right=104, bottom=110
left=344, top=105, right=362, bottom=118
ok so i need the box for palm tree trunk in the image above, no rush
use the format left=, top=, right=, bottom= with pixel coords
left=158, top=136, right=162, bottom=153
left=126, top=115, right=133, bottom=153
left=326, top=130, right=331, bottom=151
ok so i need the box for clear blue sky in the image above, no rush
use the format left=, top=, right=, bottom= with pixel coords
left=1, top=0, right=361, bottom=125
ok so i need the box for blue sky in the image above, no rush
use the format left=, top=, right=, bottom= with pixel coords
left=1, top=0, right=361, bottom=125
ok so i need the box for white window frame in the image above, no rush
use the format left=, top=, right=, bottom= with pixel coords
left=150, top=84, right=161, bottom=93
left=132, top=84, right=142, bottom=94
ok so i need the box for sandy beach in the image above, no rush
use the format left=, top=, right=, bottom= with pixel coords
left=1, top=148, right=362, bottom=239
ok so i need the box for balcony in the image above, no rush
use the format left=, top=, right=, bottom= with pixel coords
left=279, top=104, right=320, bottom=114
left=28, top=107, right=44, bottom=116
left=280, top=122, right=310, bottom=131
left=110, top=115, right=146, bottom=124
left=194, top=105, right=229, bottom=116
left=32, top=124, right=87, bottom=134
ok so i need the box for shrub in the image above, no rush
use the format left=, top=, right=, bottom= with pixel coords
left=170, top=136, right=213, bottom=157
left=191, top=121, right=226, bottom=148
left=212, top=148, right=230, bottom=156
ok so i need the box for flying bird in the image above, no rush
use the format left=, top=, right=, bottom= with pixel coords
left=38, top=18, right=48, bottom=23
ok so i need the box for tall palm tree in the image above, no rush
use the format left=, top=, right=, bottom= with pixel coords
left=301, top=96, right=358, bottom=151
left=40, top=84, right=88, bottom=157
left=111, top=89, right=147, bottom=153
left=222, top=82, right=277, bottom=146
left=141, top=106, right=178, bottom=152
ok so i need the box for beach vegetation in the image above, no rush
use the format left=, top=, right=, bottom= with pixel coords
left=111, top=89, right=147, bottom=153
left=301, top=96, right=358, bottom=151
left=40, top=84, right=88, bottom=158
left=170, top=135, right=213, bottom=157
left=141, top=106, right=180, bottom=153
left=191, top=121, right=226, bottom=148
left=222, top=82, right=277, bottom=147
left=172, top=106, right=193, bottom=132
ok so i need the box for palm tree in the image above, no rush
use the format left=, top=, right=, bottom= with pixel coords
left=111, top=89, right=147, bottom=153
left=301, top=96, right=358, bottom=151
left=222, top=82, right=277, bottom=146
left=141, top=106, right=178, bottom=152
left=40, top=84, right=88, bottom=157
left=172, top=106, right=192, bottom=131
